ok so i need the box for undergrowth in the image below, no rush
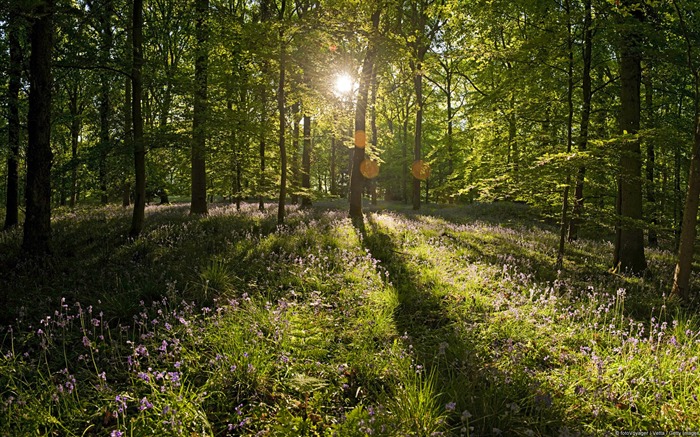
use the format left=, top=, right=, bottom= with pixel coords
left=1, top=201, right=698, bottom=436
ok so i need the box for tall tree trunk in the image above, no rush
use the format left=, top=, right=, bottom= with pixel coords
left=330, top=134, right=337, bottom=195
left=301, top=114, right=312, bottom=208
left=98, top=0, right=113, bottom=205
left=349, top=10, right=380, bottom=218
left=569, top=0, right=592, bottom=241
left=557, top=1, right=575, bottom=271
left=69, top=89, right=80, bottom=208
left=123, top=9, right=133, bottom=209
left=402, top=116, right=408, bottom=203
left=614, top=0, right=646, bottom=274
left=645, top=67, right=658, bottom=246
left=191, top=0, right=209, bottom=214
left=370, top=65, right=379, bottom=206
left=412, top=59, right=424, bottom=211
left=291, top=102, right=300, bottom=204
left=129, top=0, right=146, bottom=238
left=23, top=0, right=54, bottom=255
left=4, top=7, right=22, bottom=230
left=671, top=0, right=700, bottom=300
left=277, top=21, right=287, bottom=226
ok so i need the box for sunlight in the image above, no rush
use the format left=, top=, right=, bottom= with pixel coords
left=334, top=73, right=354, bottom=96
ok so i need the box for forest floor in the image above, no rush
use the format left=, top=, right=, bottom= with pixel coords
left=1, top=200, right=699, bottom=436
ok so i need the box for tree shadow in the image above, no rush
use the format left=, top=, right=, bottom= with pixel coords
left=353, top=212, right=576, bottom=435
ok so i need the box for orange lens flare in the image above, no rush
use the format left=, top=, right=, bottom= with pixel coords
left=354, top=130, right=366, bottom=148
left=360, top=159, right=379, bottom=179
left=411, top=160, right=430, bottom=181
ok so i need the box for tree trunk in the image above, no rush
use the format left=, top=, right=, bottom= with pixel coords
left=557, top=1, right=575, bottom=271
left=129, top=0, right=146, bottom=238
left=614, top=0, right=646, bottom=274
left=330, top=135, right=337, bottom=195
left=569, top=0, right=592, bottom=241
left=69, top=90, right=80, bottom=209
left=301, top=114, right=312, bottom=208
left=4, top=7, right=22, bottom=230
left=370, top=65, right=379, bottom=206
left=277, top=22, right=287, bottom=226
left=349, top=10, right=380, bottom=218
left=191, top=0, right=209, bottom=214
left=645, top=67, right=658, bottom=246
left=412, top=59, right=423, bottom=211
left=291, top=102, right=300, bottom=204
left=98, top=0, right=113, bottom=205
left=672, top=116, right=700, bottom=299
left=671, top=0, right=700, bottom=299
left=23, top=0, right=54, bottom=255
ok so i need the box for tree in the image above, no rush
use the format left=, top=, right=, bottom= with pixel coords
left=129, top=0, right=146, bottom=238
left=300, top=114, right=312, bottom=208
left=4, top=4, right=22, bottom=230
left=671, top=0, right=700, bottom=300
left=191, top=0, right=209, bottom=215
left=277, top=0, right=288, bottom=226
left=23, top=0, right=54, bottom=255
left=613, top=0, right=646, bottom=274
left=349, top=9, right=381, bottom=219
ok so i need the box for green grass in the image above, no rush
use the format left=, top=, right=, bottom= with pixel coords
left=1, top=200, right=699, bottom=436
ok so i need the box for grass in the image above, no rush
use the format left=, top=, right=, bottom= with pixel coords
left=1, top=200, right=699, bottom=436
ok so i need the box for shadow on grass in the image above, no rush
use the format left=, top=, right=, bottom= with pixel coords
left=352, top=213, right=576, bottom=435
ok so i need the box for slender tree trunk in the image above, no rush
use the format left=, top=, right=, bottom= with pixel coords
left=191, top=0, right=209, bottom=214
left=569, top=0, right=592, bottom=241
left=291, top=102, right=300, bottom=204
left=23, top=0, right=54, bottom=255
left=402, top=116, right=408, bottom=203
left=645, top=68, right=658, bottom=246
left=69, top=90, right=80, bottom=208
left=129, top=0, right=146, bottom=238
left=557, top=2, right=574, bottom=271
left=98, top=0, right=113, bottom=205
left=4, top=8, right=22, bottom=230
left=277, top=22, right=287, bottom=226
left=349, top=9, right=380, bottom=218
left=123, top=12, right=133, bottom=209
left=412, top=59, right=423, bottom=211
left=301, top=114, right=312, bottom=208
left=614, top=0, right=646, bottom=273
left=370, top=65, right=379, bottom=206
left=330, top=134, right=337, bottom=195
left=671, top=0, right=700, bottom=300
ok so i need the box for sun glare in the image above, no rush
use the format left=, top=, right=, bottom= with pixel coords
left=334, top=73, right=354, bottom=96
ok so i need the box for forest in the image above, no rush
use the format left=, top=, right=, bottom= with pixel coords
left=2, top=0, right=700, bottom=435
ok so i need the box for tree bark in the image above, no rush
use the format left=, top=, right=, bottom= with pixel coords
left=191, top=0, right=209, bottom=214
left=68, top=88, right=80, bottom=208
left=23, top=0, right=54, bottom=255
left=557, top=1, right=575, bottom=271
left=613, top=0, right=646, bottom=274
left=569, top=0, right=592, bottom=241
left=277, top=17, right=287, bottom=226
left=129, top=0, right=146, bottom=238
left=349, top=10, right=380, bottom=218
left=98, top=0, right=113, bottom=205
left=671, top=0, right=700, bottom=300
left=4, top=7, right=22, bottom=230
left=411, top=60, right=423, bottom=211
left=301, top=114, right=312, bottom=208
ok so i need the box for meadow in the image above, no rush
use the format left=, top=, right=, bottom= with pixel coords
left=1, top=201, right=699, bottom=436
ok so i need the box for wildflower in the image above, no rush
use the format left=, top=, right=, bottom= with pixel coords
left=461, top=410, right=472, bottom=421
left=445, top=402, right=456, bottom=411
left=139, top=397, right=154, bottom=411
left=110, top=431, right=123, bottom=437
